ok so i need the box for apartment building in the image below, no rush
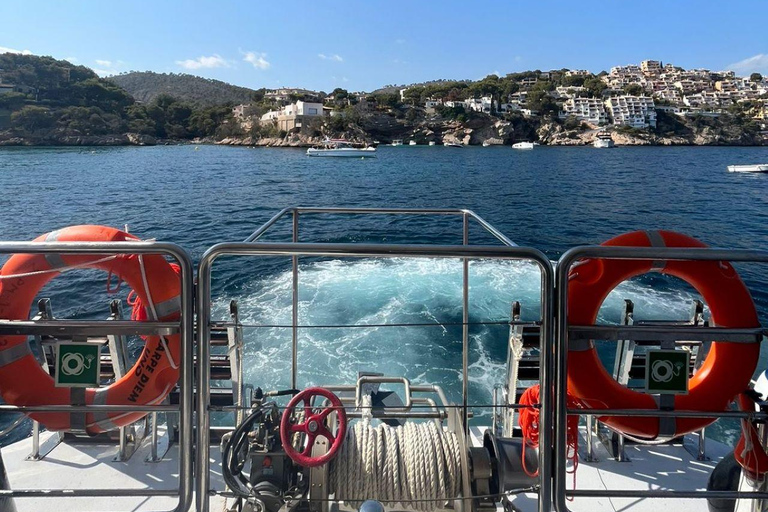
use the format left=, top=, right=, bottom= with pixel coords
left=560, top=97, right=608, bottom=124
left=641, top=60, right=662, bottom=75
left=604, top=95, right=657, bottom=128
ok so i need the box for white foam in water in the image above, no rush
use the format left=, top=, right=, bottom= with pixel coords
left=211, top=259, right=704, bottom=421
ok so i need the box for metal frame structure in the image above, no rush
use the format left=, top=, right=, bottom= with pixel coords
left=0, top=241, right=194, bottom=512
left=196, top=207, right=554, bottom=512
left=554, top=245, right=768, bottom=511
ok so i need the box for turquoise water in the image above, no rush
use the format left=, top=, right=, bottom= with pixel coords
left=1, top=144, right=768, bottom=444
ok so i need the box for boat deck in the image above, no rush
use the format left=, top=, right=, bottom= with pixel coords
left=1, top=426, right=735, bottom=512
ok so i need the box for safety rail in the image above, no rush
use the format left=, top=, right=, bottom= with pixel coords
left=554, top=245, right=768, bottom=511
left=0, top=241, right=194, bottom=512
left=197, top=241, right=554, bottom=512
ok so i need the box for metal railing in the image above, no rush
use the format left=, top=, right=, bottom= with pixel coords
left=0, top=241, right=194, bottom=512
left=197, top=235, right=554, bottom=512
left=553, top=245, right=768, bottom=511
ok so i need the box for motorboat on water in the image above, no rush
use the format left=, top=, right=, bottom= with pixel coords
left=429, top=141, right=436, bottom=146
left=593, top=132, right=615, bottom=148
left=728, top=164, right=768, bottom=173
left=443, top=141, right=463, bottom=147
left=408, top=140, right=417, bottom=146
left=391, top=139, right=403, bottom=146
left=1, top=209, right=768, bottom=512
left=512, top=141, right=535, bottom=150
left=306, top=139, right=376, bottom=158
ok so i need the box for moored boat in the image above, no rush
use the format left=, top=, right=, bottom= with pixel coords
left=593, top=131, right=615, bottom=148
left=306, top=139, right=376, bottom=158
left=408, top=140, right=417, bottom=146
left=391, top=139, right=403, bottom=146
left=727, top=164, right=768, bottom=173
left=512, top=141, right=534, bottom=150
left=443, top=141, right=463, bottom=147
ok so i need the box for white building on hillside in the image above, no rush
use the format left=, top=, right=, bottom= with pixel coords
left=641, top=60, right=662, bottom=75
left=467, top=96, right=493, bottom=113
left=605, top=95, right=657, bottom=128
left=560, top=97, right=608, bottom=124
left=261, top=101, right=325, bottom=131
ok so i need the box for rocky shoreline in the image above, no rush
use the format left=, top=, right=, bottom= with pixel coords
left=1, top=115, right=764, bottom=148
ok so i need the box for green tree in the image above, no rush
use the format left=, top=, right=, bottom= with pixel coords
left=623, top=84, right=645, bottom=96
left=11, top=105, right=55, bottom=133
left=583, top=77, right=608, bottom=98
left=750, top=73, right=763, bottom=82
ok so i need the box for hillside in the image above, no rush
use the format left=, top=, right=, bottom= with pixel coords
left=0, top=55, right=244, bottom=145
left=109, top=72, right=257, bottom=106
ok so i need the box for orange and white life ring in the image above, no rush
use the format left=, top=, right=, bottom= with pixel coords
left=567, top=230, right=760, bottom=439
left=0, top=225, right=181, bottom=434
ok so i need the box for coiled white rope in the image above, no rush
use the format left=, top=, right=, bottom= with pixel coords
left=330, top=418, right=462, bottom=511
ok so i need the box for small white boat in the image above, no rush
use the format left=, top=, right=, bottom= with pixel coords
left=512, top=141, right=535, bottom=150
left=482, top=141, right=491, bottom=147
left=391, top=139, right=403, bottom=146
left=443, top=141, right=463, bottom=148
left=408, top=140, right=417, bottom=146
left=428, top=141, right=436, bottom=146
left=307, top=139, right=376, bottom=158
left=728, top=164, right=768, bottom=173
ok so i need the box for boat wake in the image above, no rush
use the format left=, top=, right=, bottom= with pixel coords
left=212, top=258, right=705, bottom=420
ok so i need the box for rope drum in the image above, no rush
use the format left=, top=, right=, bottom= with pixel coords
left=329, top=421, right=463, bottom=512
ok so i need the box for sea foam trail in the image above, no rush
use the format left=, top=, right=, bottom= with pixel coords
left=211, top=258, right=705, bottom=420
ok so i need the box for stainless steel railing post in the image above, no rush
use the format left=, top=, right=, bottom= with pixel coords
left=462, top=213, right=470, bottom=435
left=292, top=209, right=299, bottom=390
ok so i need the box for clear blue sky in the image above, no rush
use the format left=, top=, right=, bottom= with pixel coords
left=2, top=0, right=767, bottom=92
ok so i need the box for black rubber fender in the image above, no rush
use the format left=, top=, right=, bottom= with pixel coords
left=707, top=452, right=741, bottom=512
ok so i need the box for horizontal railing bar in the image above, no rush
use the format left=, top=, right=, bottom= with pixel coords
left=566, top=489, right=768, bottom=499
left=205, top=242, right=549, bottom=262
left=209, top=320, right=540, bottom=329
left=562, top=245, right=768, bottom=263
left=0, top=404, right=179, bottom=413
left=0, top=241, right=180, bottom=254
left=207, top=403, right=539, bottom=412
left=293, top=207, right=474, bottom=215
left=569, top=408, right=768, bottom=419
left=569, top=325, right=763, bottom=343
left=0, top=489, right=178, bottom=497
left=244, top=208, right=517, bottom=246
left=0, top=319, right=179, bottom=336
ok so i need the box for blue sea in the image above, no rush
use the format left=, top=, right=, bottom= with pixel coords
left=1, top=144, right=767, bottom=446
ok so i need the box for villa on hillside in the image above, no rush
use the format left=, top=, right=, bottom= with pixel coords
left=260, top=100, right=325, bottom=131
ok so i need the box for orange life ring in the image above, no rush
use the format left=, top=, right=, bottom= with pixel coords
left=0, top=225, right=181, bottom=434
left=567, top=230, right=760, bottom=439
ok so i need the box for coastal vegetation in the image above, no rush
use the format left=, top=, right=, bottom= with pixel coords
left=0, top=54, right=765, bottom=147
left=108, top=71, right=257, bottom=107
left=0, top=54, right=243, bottom=143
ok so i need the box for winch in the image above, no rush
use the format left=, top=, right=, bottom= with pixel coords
left=221, top=375, right=539, bottom=512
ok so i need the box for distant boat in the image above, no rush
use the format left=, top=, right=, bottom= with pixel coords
left=409, top=140, right=417, bottom=146
left=727, top=164, right=768, bottom=173
left=443, top=141, right=463, bottom=148
left=428, top=141, right=436, bottom=146
left=391, top=139, right=403, bottom=146
left=594, top=132, right=615, bottom=148
left=482, top=141, right=491, bottom=147
left=512, top=142, right=534, bottom=150
left=307, top=139, right=376, bottom=158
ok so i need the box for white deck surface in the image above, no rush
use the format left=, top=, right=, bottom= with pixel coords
left=0, top=425, right=750, bottom=512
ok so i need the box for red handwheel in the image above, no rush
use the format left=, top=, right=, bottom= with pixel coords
left=280, top=387, right=347, bottom=467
